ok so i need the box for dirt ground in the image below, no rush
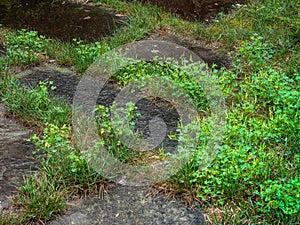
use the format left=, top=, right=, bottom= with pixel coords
left=135, top=0, right=247, bottom=20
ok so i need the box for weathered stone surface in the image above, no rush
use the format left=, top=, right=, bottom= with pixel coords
left=18, top=65, right=181, bottom=154
left=0, top=105, right=36, bottom=211
left=50, top=185, right=205, bottom=225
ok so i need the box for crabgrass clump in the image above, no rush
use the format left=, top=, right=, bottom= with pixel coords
left=0, top=78, right=71, bottom=128
left=14, top=172, right=68, bottom=222
left=0, top=212, right=25, bottom=225
left=14, top=123, right=104, bottom=222
left=30, top=123, right=102, bottom=189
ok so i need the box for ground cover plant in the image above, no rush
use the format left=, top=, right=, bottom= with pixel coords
left=0, top=0, right=299, bottom=224
left=0, top=79, right=72, bottom=128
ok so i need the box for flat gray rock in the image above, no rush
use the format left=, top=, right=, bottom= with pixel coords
left=0, top=105, right=36, bottom=211
left=49, top=185, right=204, bottom=225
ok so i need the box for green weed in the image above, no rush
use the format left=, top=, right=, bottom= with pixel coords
left=30, top=124, right=103, bottom=189
left=94, top=103, right=144, bottom=163
left=0, top=78, right=72, bottom=128
left=13, top=123, right=105, bottom=222
left=71, top=39, right=111, bottom=73
left=112, top=60, right=209, bottom=111
left=171, top=35, right=300, bottom=223
left=3, top=29, right=48, bottom=66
